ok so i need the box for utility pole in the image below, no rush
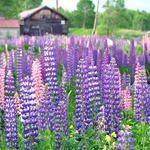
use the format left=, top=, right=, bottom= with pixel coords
left=92, top=0, right=99, bottom=35
left=56, top=0, right=58, bottom=12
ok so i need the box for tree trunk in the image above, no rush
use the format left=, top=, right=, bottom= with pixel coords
left=56, top=0, right=58, bottom=12
left=92, top=0, right=99, bottom=35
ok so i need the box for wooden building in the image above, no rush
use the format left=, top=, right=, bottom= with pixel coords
left=19, top=6, right=68, bottom=36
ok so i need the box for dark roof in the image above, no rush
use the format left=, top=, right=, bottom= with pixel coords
left=19, top=5, right=68, bottom=21
left=0, top=20, right=19, bottom=28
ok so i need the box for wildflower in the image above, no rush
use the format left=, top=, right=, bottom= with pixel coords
left=111, top=132, right=117, bottom=138
left=69, top=125, right=73, bottom=129
left=126, top=125, right=129, bottom=128
left=70, top=135, right=73, bottom=138
left=100, top=122, right=103, bottom=126
left=105, top=135, right=111, bottom=143
left=111, top=142, right=116, bottom=149
left=102, top=118, right=106, bottom=122
left=75, top=130, right=78, bottom=134
left=75, top=140, right=78, bottom=143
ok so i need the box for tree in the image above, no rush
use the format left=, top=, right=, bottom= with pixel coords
left=103, top=0, right=116, bottom=36
left=75, top=0, right=95, bottom=28
left=92, top=0, right=99, bottom=35
left=0, top=0, right=42, bottom=19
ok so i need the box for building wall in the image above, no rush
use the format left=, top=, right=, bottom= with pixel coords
left=0, top=28, right=20, bottom=40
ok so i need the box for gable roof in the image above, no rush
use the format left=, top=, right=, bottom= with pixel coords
left=19, top=5, right=68, bottom=21
left=0, top=20, right=19, bottom=28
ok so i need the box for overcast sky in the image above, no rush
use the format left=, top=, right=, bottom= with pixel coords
left=42, top=0, right=150, bottom=13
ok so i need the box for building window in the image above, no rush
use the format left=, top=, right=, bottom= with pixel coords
left=61, top=20, right=65, bottom=25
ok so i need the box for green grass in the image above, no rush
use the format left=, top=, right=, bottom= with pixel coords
left=69, top=26, right=146, bottom=37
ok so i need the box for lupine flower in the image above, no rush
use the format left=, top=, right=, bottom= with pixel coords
left=103, top=58, right=121, bottom=134
left=14, top=92, right=20, bottom=115
left=88, top=63, right=102, bottom=124
left=116, top=125, right=134, bottom=150
left=43, top=41, right=59, bottom=106
left=122, top=73, right=127, bottom=90
left=0, top=102, right=2, bottom=148
left=134, top=66, right=150, bottom=124
left=121, top=87, right=132, bottom=111
left=67, top=34, right=76, bottom=84
left=31, top=59, right=44, bottom=104
left=16, top=46, right=24, bottom=88
left=129, top=40, right=136, bottom=83
left=39, top=48, right=46, bottom=81
left=4, top=70, right=19, bottom=149
left=75, top=58, right=92, bottom=138
left=54, top=84, right=68, bottom=149
left=20, top=76, right=39, bottom=149
left=39, top=84, right=54, bottom=132
left=0, top=68, right=5, bottom=109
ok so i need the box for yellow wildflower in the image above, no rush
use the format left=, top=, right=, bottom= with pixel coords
left=75, top=140, right=78, bottom=143
left=69, top=125, right=73, bottom=129
left=111, top=142, right=116, bottom=149
left=102, top=118, right=106, bottom=122
left=126, top=125, right=129, bottom=128
left=70, top=135, right=73, bottom=138
left=100, top=122, right=103, bottom=126
left=111, top=132, right=117, bottom=138
left=75, top=130, right=78, bottom=134
left=105, top=135, right=111, bottom=143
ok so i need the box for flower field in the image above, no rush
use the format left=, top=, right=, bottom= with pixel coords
left=0, top=34, right=150, bottom=150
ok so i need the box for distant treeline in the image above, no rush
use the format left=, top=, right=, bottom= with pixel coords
left=1, top=0, right=150, bottom=33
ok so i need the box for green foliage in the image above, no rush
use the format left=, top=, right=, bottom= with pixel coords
left=0, top=0, right=42, bottom=19
left=73, top=0, right=95, bottom=28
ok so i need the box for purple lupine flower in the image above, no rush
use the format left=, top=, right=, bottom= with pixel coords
left=43, top=41, right=59, bottom=105
left=19, top=76, right=39, bottom=150
left=129, top=40, right=136, bottom=83
left=67, top=35, right=76, bottom=84
left=55, top=84, right=68, bottom=149
left=116, top=125, right=134, bottom=150
left=39, top=48, right=46, bottom=81
left=88, top=63, right=102, bottom=123
left=39, top=84, right=54, bottom=132
left=123, top=53, right=128, bottom=67
left=103, top=58, right=121, bottom=134
left=134, top=66, right=150, bottom=124
left=122, top=73, right=127, bottom=90
left=96, top=49, right=103, bottom=76
left=138, top=52, right=146, bottom=67
left=22, top=47, right=28, bottom=75
left=115, top=48, right=123, bottom=68
left=16, top=46, right=24, bottom=88
left=4, top=70, right=19, bottom=149
left=27, top=41, right=35, bottom=76
left=75, top=58, right=92, bottom=137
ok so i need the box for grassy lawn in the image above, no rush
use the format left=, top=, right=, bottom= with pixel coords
left=69, top=26, right=146, bottom=37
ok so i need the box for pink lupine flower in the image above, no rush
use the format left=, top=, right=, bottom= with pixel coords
left=0, top=68, right=5, bottom=109
left=122, top=87, right=132, bottom=111
left=14, top=92, right=20, bottom=115
left=31, top=59, right=44, bottom=105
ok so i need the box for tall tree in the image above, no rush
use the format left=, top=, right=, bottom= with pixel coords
left=76, top=0, right=95, bottom=28
left=92, top=0, right=99, bottom=35
left=103, top=0, right=116, bottom=36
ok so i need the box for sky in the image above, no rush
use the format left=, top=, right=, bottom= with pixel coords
left=42, top=0, right=150, bottom=13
